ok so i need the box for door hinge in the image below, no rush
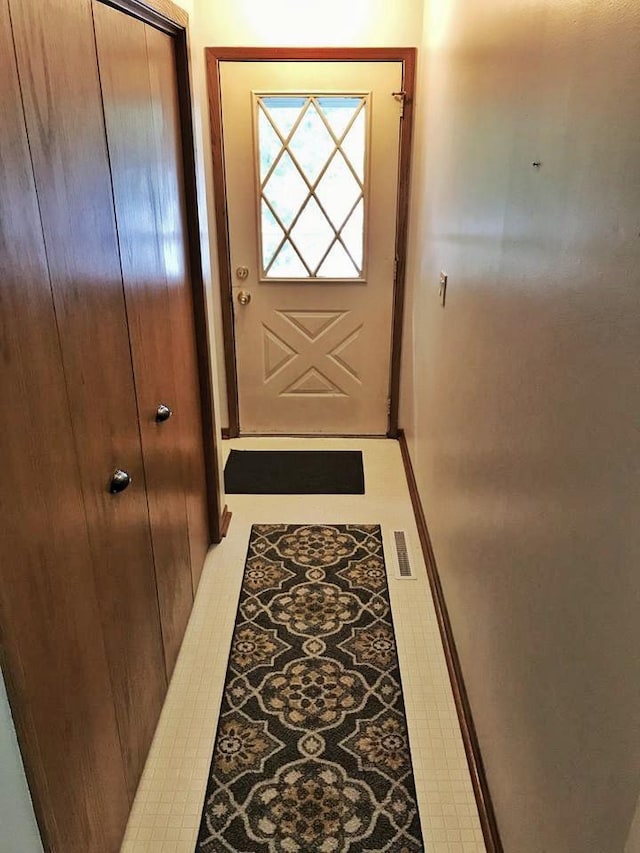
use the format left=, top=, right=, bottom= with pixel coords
left=392, top=90, right=406, bottom=118
left=386, top=397, right=392, bottom=416
left=393, top=258, right=399, bottom=281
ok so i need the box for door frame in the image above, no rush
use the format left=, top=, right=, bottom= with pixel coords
left=101, top=0, right=226, bottom=541
left=206, top=47, right=416, bottom=438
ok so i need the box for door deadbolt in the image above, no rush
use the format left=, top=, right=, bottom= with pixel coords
left=237, top=290, right=251, bottom=306
left=236, top=266, right=249, bottom=280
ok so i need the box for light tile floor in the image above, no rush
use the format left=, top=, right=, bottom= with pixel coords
left=120, top=438, right=486, bottom=853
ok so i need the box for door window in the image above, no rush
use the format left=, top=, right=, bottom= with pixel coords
left=254, top=94, right=369, bottom=280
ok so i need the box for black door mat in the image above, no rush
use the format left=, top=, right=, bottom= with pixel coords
left=224, top=450, right=365, bottom=494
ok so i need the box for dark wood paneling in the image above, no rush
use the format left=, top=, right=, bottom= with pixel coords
left=0, top=1, right=129, bottom=849
left=397, top=431, right=503, bottom=853
left=9, top=0, right=166, bottom=798
left=94, top=1, right=194, bottom=680
left=205, top=47, right=417, bottom=438
left=144, top=22, right=210, bottom=592
left=102, top=0, right=223, bottom=542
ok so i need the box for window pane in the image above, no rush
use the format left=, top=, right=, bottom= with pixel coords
left=288, top=103, right=335, bottom=184
left=341, top=110, right=366, bottom=181
left=258, top=108, right=283, bottom=182
left=315, top=152, right=361, bottom=228
left=317, top=242, right=359, bottom=277
left=261, top=96, right=307, bottom=139
left=261, top=200, right=284, bottom=269
left=263, top=151, right=308, bottom=228
left=290, top=198, right=335, bottom=272
left=317, top=97, right=361, bottom=138
left=268, top=240, right=309, bottom=277
left=341, top=199, right=364, bottom=269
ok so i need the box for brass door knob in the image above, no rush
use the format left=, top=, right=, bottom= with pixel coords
left=237, top=290, right=251, bottom=306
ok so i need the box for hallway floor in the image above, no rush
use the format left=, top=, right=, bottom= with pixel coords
left=120, top=438, right=486, bottom=853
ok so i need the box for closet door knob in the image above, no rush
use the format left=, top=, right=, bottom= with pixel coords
left=155, top=403, right=172, bottom=423
left=109, top=469, right=132, bottom=494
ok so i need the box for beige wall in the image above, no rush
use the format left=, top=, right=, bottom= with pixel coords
left=189, top=0, right=424, bottom=426
left=402, top=0, right=640, bottom=850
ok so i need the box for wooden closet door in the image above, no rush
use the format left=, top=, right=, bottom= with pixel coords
left=0, top=0, right=129, bottom=849
left=9, top=0, right=167, bottom=800
left=93, top=3, right=208, bottom=677
left=145, top=23, right=211, bottom=592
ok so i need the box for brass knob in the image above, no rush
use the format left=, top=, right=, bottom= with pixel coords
left=237, top=290, right=251, bottom=306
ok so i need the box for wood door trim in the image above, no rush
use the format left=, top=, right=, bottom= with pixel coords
left=206, top=47, right=417, bottom=438
left=206, top=47, right=239, bottom=438
left=388, top=50, right=416, bottom=438
left=98, top=0, right=223, bottom=542
left=99, top=0, right=187, bottom=33
left=397, top=430, right=504, bottom=853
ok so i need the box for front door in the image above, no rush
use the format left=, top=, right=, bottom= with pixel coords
left=217, top=59, right=404, bottom=434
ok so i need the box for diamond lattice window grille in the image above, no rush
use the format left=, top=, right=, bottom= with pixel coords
left=254, top=94, right=369, bottom=280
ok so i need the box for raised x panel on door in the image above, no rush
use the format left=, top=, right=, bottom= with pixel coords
left=9, top=0, right=166, bottom=799
left=0, top=1, right=129, bottom=849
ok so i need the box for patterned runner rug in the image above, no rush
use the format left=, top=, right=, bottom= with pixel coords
left=196, top=524, right=424, bottom=853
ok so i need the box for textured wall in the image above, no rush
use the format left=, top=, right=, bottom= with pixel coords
left=401, top=1, right=640, bottom=849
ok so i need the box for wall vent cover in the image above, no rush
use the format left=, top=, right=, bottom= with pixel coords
left=393, top=530, right=415, bottom=579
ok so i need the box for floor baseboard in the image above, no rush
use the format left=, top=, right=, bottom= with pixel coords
left=397, top=429, right=503, bottom=853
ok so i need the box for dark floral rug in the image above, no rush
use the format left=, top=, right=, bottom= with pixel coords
left=196, top=524, right=425, bottom=853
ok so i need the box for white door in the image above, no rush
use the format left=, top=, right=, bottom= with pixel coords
left=219, top=60, right=403, bottom=434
